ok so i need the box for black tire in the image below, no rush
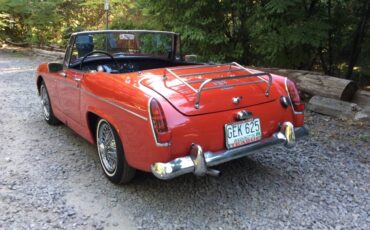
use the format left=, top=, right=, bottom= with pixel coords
left=40, top=82, right=60, bottom=125
left=96, top=119, right=136, bottom=184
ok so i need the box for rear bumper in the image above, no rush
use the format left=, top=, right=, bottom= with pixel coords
left=151, top=122, right=309, bottom=180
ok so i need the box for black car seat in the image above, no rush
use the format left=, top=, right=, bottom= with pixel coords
left=76, top=35, right=94, bottom=57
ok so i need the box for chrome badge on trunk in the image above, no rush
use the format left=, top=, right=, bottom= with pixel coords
left=232, top=96, right=242, bottom=104
left=235, top=110, right=252, bottom=121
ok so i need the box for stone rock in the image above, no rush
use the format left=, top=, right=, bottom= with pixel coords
left=354, top=107, right=370, bottom=123
left=307, top=96, right=359, bottom=119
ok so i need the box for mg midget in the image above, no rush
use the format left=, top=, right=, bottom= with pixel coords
left=35, top=30, right=308, bottom=184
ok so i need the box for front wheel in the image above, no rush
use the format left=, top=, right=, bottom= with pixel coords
left=40, top=82, right=59, bottom=125
left=96, top=119, right=136, bottom=184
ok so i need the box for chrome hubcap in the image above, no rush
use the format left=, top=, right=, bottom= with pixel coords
left=97, top=121, right=117, bottom=175
left=40, top=85, right=50, bottom=120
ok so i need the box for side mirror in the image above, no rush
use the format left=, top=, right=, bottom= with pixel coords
left=48, top=63, right=63, bottom=72
left=184, top=54, right=197, bottom=63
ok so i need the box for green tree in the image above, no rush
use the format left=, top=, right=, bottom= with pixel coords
left=0, top=0, right=368, bottom=81
left=141, top=0, right=369, bottom=79
left=250, top=0, right=329, bottom=69
left=141, top=0, right=257, bottom=63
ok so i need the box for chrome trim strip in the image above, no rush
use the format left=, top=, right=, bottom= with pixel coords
left=202, top=80, right=266, bottom=91
left=72, top=30, right=178, bottom=36
left=231, top=62, right=269, bottom=84
left=81, top=88, right=148, bottom=121
left=177, top=67, right=246, bottom=78
left=168, top=64, right=226, bottom=71
left=151, top=125, right=309, bottom=180
left=147, top=97, right=171, bottom=147
left=165, top=68, right=198, bottom=93
left=58, top=78, right=79, bottom=89
left=195, top=79, right=212, bottom=109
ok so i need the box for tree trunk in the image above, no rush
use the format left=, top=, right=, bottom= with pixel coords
left=346, top=1, right=369, bottom=79
left=257, top=68, right=358, bottom=101
left=327, top=0, right=333, bottom=75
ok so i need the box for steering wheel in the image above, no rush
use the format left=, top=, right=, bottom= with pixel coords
left=79, top=50, right=120, bottom=71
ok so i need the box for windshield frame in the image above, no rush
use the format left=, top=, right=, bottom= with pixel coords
left=67, top=30, right=179, bottom=67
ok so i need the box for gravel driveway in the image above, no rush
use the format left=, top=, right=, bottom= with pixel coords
left=0, top=50, right=369, bottom=229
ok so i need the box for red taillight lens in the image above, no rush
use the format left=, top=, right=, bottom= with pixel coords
left=287, top=80, right=305, bottom=112
left=149, top=98, right=171, bottom=143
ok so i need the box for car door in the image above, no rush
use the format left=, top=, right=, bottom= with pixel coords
left=56, top=35, right=83, bottom=125
left=57, top=69, right=83, bottom=124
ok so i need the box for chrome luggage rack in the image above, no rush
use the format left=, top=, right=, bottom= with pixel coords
left=163, top=62, right=273, bottom=109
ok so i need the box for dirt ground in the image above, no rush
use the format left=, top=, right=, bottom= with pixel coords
left=0, top=50, right=369, bottom=229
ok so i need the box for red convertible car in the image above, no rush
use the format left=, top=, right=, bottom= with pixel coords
left=35, top=30, right=308, bottom=184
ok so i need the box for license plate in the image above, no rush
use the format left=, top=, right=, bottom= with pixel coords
left=224, top=118, right=262, bottom=149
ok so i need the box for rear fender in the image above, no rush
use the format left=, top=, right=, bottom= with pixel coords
left=84, top=106, right=120, bottom=144
left=270, top=74, right=305, bottom=127
left=35, top=63, right=49, bottom=94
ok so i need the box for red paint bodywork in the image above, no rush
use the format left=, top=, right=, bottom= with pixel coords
left=36, top=62, right=304, bottom=172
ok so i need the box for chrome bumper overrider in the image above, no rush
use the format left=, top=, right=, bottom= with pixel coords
left=151, top=122, right=309, bottom=180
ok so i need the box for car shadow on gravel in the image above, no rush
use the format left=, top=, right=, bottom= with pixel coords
left=35, top=118, right=285, bottom=191
left=132, top=156, right=281, bottom=187
left=37, top=119, right=293, bottom=190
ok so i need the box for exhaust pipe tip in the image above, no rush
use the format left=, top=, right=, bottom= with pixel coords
left=206, top=168, right=221, bottom=177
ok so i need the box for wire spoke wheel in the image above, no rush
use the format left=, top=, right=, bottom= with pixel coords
left=39, top=82, right=59, bottom=125
left=96, top=118, right=136, bottom=184
left=40, top=85, right=50, bottom=120
left=97, top=121, right=118, bottom=175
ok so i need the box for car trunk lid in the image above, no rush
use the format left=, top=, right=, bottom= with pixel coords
left=141, top=64, right=279, bottom=116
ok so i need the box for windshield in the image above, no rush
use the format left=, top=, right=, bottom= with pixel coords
left=70, top=31, right=175, bottom=64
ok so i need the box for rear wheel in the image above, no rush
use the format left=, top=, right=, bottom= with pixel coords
left=40, top=82, right=59, bottom=125
left=96, top=119, right=135, bottom=184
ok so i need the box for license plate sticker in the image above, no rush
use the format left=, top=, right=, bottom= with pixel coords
left=224, top=118, right=262, bottom=149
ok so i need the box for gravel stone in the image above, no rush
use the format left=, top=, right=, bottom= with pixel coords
left=0, top=50, right=369, bottom=229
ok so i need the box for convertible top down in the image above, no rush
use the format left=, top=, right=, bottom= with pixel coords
left=36, top=30, right=308, bottom=184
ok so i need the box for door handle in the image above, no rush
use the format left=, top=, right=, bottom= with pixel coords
left=73, top=78, right=81, bottom=82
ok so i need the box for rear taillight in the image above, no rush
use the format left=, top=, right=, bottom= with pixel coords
left=149, top=98, right=171, bottom=144
left=286, top=79, right=305, bottom=112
